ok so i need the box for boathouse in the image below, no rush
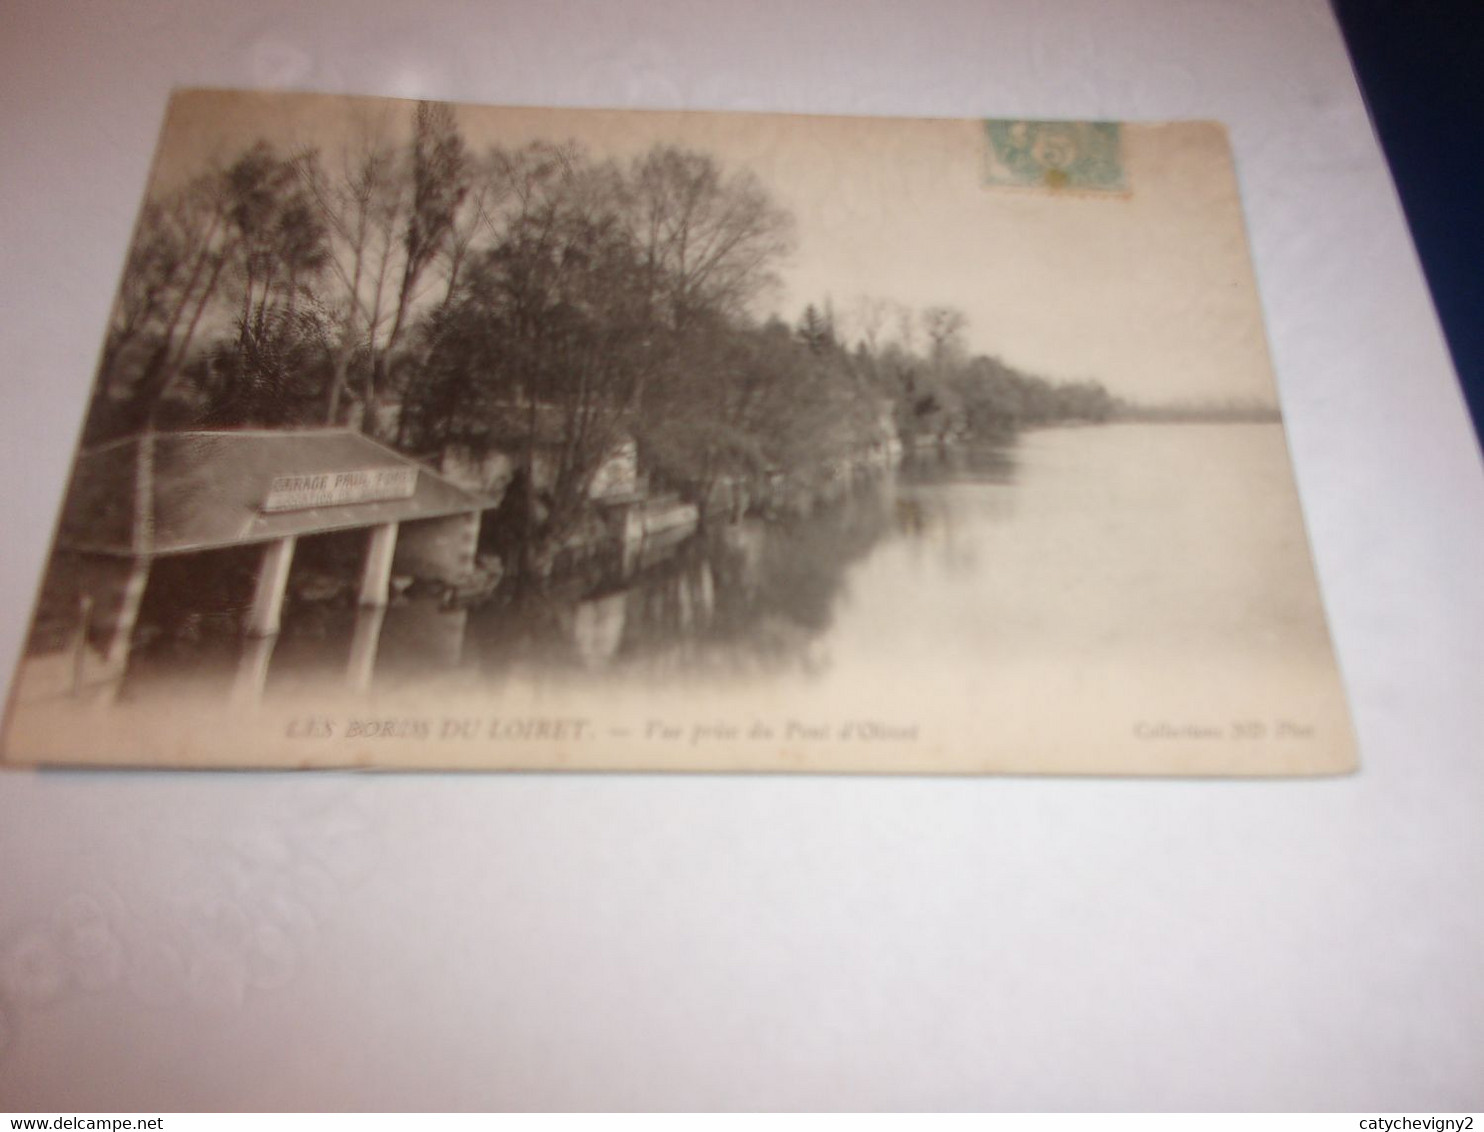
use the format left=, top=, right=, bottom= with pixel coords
left=21, top=428, right=491, bottom=704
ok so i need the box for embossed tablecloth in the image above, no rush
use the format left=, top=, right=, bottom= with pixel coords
left=2, top=0, right=1482, bottom=1111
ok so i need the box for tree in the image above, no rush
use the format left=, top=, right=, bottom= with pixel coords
left=403, top=140, right=802, bottom=548
left=293, top=101, right=469, bottom=432
left=796, top=303, right=835, bottom=353
left=374, top=102, right=469, bottom=422
left=848, top=294, right=893, bottom=356
left=84, top=145, right=329, bottom=440
left=294, top=118, right=408, bottom=425
left=624, top=145, right=794, bottom=333
left=227, top=143, right=305, bottom=346
left=192, top=307, right=333, bottom=429
left=86, top=179, right=235, bottom=442
left=922, top=304, right=968, bottom=370
left=436, top=147, right=507, bottom=310
left=401, top=144, right=655, bottom=583
left=160, top=142, right=334, bottom=430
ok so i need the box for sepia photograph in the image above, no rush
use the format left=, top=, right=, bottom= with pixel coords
left=0, top=89, right=1355, bottom=773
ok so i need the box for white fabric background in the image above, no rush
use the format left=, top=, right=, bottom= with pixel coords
left=1, top=0, right=1481, bottom=1111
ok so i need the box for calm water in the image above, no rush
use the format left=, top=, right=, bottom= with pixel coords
left=120, top=423, right=1334, bottom=702
left=824, top=423, right=1332, bottom=680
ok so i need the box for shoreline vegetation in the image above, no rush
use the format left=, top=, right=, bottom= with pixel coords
left=78, top=99, right=1273, bottom=606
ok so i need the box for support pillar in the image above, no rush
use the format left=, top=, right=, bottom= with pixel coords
left=89, top=556, right=152, bottom=704
left=359, top=522, right=399, bottom=607
left=244, top=536, right=297, bottom=637
left=102, top=557, right=152, bottom=670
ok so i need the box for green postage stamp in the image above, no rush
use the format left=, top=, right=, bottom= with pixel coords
left=983, top=119, right=1127, bottom=192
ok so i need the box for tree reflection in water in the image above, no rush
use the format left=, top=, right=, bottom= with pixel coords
left=111, top=443, right=1019, bottom=700
left=463, top=476, right=898, bottom=683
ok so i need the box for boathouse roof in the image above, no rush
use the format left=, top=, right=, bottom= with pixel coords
left=56, top=429, right=488, bottom=557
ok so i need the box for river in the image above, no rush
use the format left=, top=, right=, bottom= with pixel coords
left=119, top=423, right=1338, bottom=696
left=90, top=421, right=1353, bottom=771
left=433, top=423, right=1339, bottom=691
left=43, top=421, right=1347, bottom=777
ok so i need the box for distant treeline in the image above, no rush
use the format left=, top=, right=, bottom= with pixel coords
left=790, top=300, right=1117, bottom=449
left=1111, top=398, right=1283, bottom=423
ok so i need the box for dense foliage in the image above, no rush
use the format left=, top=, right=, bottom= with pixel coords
left=84, top=101, right=1115, bottom=576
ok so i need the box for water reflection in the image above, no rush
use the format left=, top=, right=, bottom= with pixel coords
left=111, top=440, right=1022, bottom=699
left=893, top=444, right=1019, bottom=579
left=345, top=604, right=386, bottom=694
left=900, top=441, right=1018, bottom=485
left=377, top=603, right=468, bottom=675
left=567, top=592, right=628, bottom=669
left=426, top=464, right=912, bottom=685
left=229, top=632, right=277, bottom=705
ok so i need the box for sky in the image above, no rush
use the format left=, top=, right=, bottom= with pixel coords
left=148, top=89, right=1280, bottom=407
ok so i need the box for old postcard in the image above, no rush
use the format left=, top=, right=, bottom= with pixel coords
left=0, top=90, right=1356, bottom=774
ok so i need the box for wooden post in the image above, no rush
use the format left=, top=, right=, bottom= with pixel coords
left=359, top=521, right=399, bottom=607
left=245, top=536, right=297, bottom=637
